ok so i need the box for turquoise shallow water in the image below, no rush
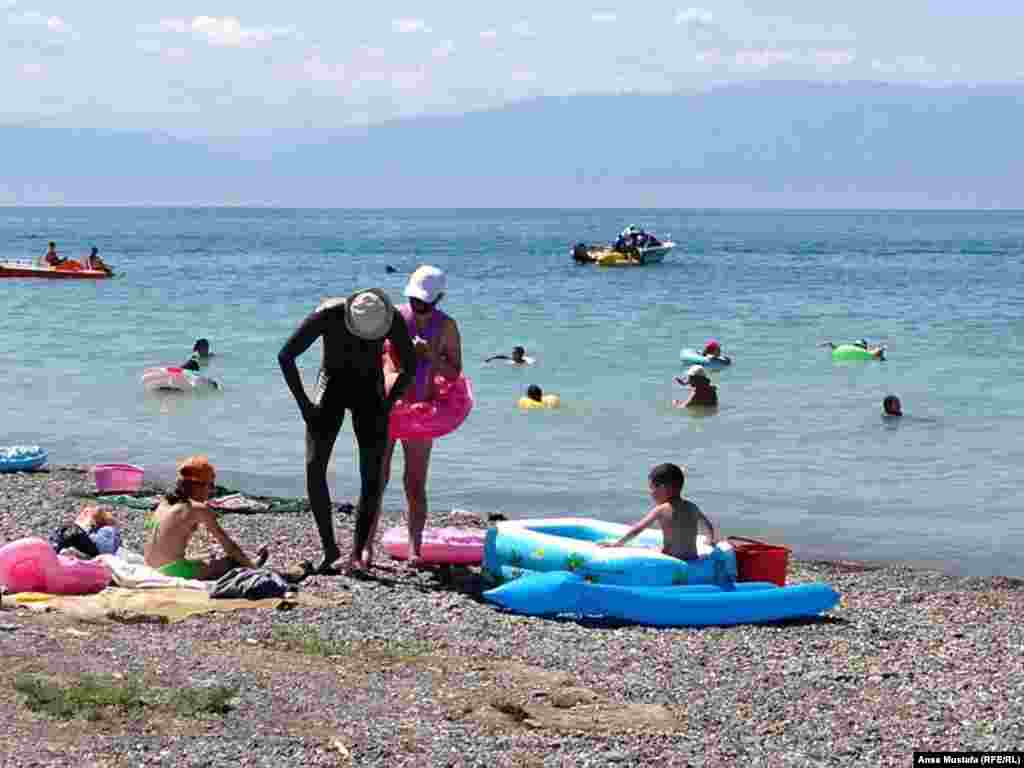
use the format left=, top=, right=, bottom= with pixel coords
left=3, top=208, right=1023, bottom=577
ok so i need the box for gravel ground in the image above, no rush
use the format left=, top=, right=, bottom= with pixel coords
left=1, top=466, right=1023, bottom=767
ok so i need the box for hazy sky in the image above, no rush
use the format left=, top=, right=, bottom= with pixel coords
left=4, top=1, right=1024, bottom=136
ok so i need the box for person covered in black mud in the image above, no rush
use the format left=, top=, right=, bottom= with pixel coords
left=278, top=288, right=416, bottom=575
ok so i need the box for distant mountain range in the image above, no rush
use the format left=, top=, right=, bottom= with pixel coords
left=4, top=81, right=1024, bottom=206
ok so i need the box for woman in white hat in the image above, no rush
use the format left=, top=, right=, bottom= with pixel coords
left=278, top=288, right=417, bottom=574
left=673, top=365, right=719, bottom=409
left=379, top=265, right=463, bottom=565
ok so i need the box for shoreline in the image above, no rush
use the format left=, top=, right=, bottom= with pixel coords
left=1, top=466, right=1022, bottom=767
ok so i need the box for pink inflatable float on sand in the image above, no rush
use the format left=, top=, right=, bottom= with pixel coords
left=382, top=526, right=486, bottom=565
left=388, top=374, right=474, bottom=441
left=0, top=537, right=111, bottom=595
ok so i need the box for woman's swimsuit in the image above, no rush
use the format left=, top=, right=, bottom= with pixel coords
left=398, top=304, right=449, bottom=401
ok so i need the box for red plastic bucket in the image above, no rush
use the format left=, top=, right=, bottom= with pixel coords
left=728, top=536, right=790, bottom=586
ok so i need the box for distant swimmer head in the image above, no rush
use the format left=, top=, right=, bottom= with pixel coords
left=512, top=346, right=526, bottom=363
left=193, top=338, right=211, bottom=357
left=703, top=338, right=721, bottom=356
left=526, top=384, right=543, bottom=402
left=385, top=265, right=397, bottom=274
left=90, top=246, right=99, bottom=256
left=344, top=288, right=395, bottom=340
left=405, top=265, right=446, bottom=312
left=883, top=395, right=902, bottom=416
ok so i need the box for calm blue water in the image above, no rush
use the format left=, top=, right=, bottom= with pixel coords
left=3, top=209, right=1023, bottom=577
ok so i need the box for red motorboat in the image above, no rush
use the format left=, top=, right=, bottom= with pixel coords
left=0, top=260, right=113, bottom=279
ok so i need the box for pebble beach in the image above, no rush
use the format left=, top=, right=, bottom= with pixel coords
left=1, top=466, right=1022, bottom=767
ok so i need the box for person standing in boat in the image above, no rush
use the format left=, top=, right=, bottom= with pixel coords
left=379, top=265, right=463, bottom=566
left=278, top=288, right=417, bottom=574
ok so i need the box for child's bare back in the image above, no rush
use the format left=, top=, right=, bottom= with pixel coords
left=657, top=497, right=714, bottom=561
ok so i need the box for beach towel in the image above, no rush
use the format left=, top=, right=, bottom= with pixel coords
left=12, top=586, right=339, bottom=623
left=94, top=550, right=210, bottom=592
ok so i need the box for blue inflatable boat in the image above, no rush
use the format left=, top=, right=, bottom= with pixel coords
left=679, top=348, right=732, bottom=369
left=483, top=517, right=736, bottom=587
left=0, top=446, right=48, bottom=473
left=484, top=571, right=840, bottom=627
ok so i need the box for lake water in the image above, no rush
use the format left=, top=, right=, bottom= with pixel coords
left=3, top=208, right=1023, bottom=577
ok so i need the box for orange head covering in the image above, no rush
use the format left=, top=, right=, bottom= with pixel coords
left=176, top=455, right=216, bottom=484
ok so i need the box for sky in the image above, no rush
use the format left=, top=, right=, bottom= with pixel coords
left=5, top=1, right=1024, bottom=137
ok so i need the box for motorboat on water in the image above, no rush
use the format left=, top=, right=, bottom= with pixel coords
left=0, top=259, right=113, bottom=280
left=572, top=225, right=675, bottom=266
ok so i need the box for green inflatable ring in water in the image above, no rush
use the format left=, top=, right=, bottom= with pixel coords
left=831, top=344, right=878, bottom=361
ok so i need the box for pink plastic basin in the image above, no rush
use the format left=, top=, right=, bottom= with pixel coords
left=93, top=463, right=144, bottom=493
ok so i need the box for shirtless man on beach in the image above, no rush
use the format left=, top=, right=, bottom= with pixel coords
left=144, top=455, right=267, bottom=580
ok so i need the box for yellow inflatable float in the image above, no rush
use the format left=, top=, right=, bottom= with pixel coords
left=518, top=394, right=560, bottom=410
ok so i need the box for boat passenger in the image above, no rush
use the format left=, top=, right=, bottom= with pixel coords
left=86, top=247, right=113, bottom=275
left=673, top=365, right=719, bottom=408
left=44, top=242, right=64, bottom=267
left=599, top=462, right=717, bottom=561
left=144, top=455, right=268, bottom=580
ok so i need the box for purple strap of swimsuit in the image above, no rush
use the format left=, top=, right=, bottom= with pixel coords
left=399, top=304, right=447, bottom=400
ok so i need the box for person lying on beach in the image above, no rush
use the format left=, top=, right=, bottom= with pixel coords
left=820, top=339, right=886, bottom=360
left=144, top=455, right=267, bottom=581
left=883, top=395, right=903, bottom=417
left=49, top=505, right=121, bottom=558
left=599, top=463, right=716, bottom=561
left=673, top=365, right=719, bottom=408
left=484, top=345, right=533, bottom=365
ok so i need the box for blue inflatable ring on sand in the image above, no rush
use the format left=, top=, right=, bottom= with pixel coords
left=0, top=446, right=48, bottom=473
left=484, top=571, right=841, bottom=627
left=483, top=517, right=736, bottom=587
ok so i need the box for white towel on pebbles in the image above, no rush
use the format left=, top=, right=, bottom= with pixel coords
left=95, top=548, right=211, bottom=592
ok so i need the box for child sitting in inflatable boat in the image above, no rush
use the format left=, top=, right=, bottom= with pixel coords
left=599, top=463, right=716, bottom=561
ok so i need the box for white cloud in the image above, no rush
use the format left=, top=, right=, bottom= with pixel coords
left=591, top=12, right=617, bottom=24
left=11, top=9, right=69, bottom=33
left=479, top=29, right=498, bottom=41
left=510, top=70, right=536, bottom=83
left=812, top=49, right=856, bottom=68
left=164, top=47, right=188, bottom=60
left=510, top=21, right=534, bottom=38
left=19, top=61, right=45, bottom=77
left=360, top=46, right=387, bottom=59
left=160, top=16, right=295, bottom=48
left=675, top=8, right=713, bottom=26
left=391, top=69, right=426, bottom=90
left=45, top=15, right=63, bottom=31
left=392, top=18, right=427, bottom=34
left=303, top=55, right=345, bottom=83
left=734, top=48, right=795, bottom=69
left=432, top=40, right=455, bottom=59
left=159, top=18, right=188, bottom=34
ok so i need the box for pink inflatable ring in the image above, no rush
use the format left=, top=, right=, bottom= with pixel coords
left=382, top=526, right=486, bottom=565
left=0, top=537, right=111, bottom=595
left=389, top=374, right=474, bottom=441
